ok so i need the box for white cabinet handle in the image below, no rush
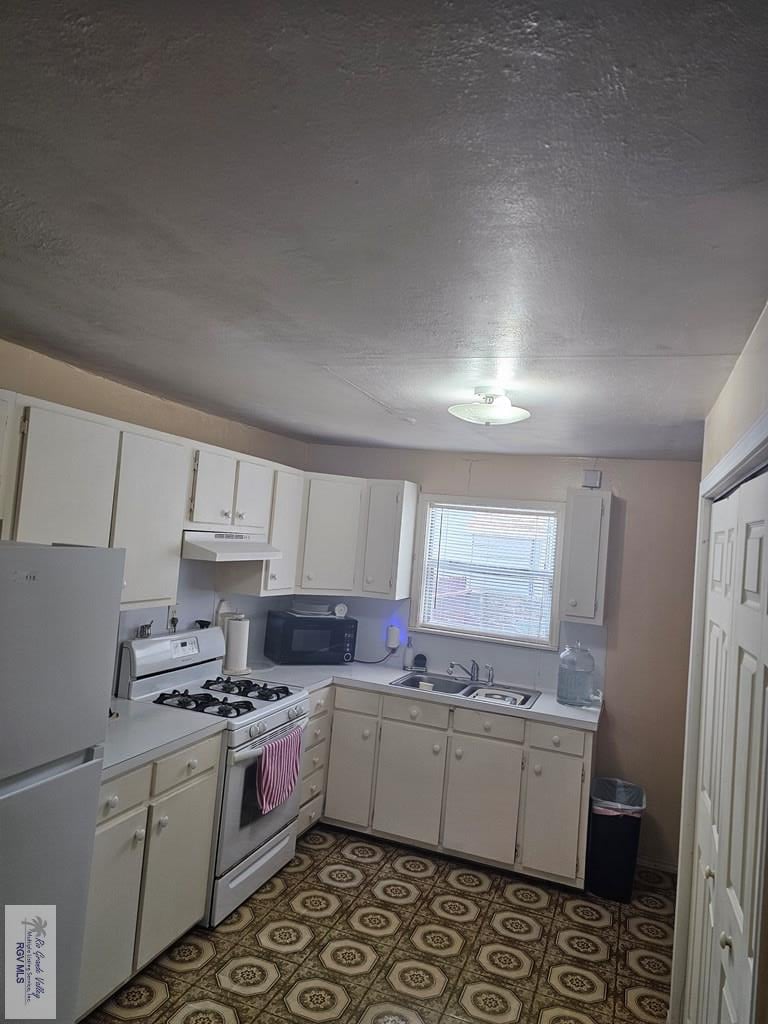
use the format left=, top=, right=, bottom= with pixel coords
left=222, top=509, right=231, bottom=518
left=704, top=865, right=715, bottom=880
left=187, top=758, right=198, bottom=771
left=455, top=748, right=464, bottom=760
left=533, top=764, right=543, bottom=776
left=310, top=784, right=318, bottom=795
left=309, top=810, right=317, bottom=822
left=568, top=599, right=577, bottom=607
left=483, top=721, right=492, bottom=733
left=365, top=575, right=374, bottom=584
left=362, top=728, right=371, bottom=739
left=158, top=815, right=170, bottom=829
left=312, top=755, right=321, bottom=767
left=409, top=707, right=419, bottom=720
left=236, top=511, right=246, bottom=520
left=306, top=572, right=314, bottom=581
left=719, top=932, right=733, bottom=951
left=133, top=828, right=146, bottom=843
left=552, top=735, right=561, bottom=747
left=313, top=728, right=321, bottom=739
left=318, top=698, right=325, bottom=709
left=107, top=795, right=119, bottom=810
left=432, top=743, right=441, bottom=754
left=269, top=572, right=278, bottom=581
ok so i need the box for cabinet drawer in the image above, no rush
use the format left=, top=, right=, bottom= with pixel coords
left=301, top=768, right=325, bottom=807
left=526, top=722, right=585, bottom=757
left=334, top=687, right=380, bottom=716
left=305, top=714, right=331, bottom=750
left=302, top=740, right=327, bottom=780
left=298, top=793, right=324, bottom=833
left=454, top=709, right=525, bottom=744
left=383, top=695, right=450, bottom=729
left=310, top=687, right=334, bottom=718
left=152, top=735, right=220, bottom=796
left=97, top=764, right=152, bottom=824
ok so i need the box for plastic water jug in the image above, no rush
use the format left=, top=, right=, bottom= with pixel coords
left=557, top=641, right=597, bottom=707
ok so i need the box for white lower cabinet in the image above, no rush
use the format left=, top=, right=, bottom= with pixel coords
left=519, top=748, right=584, bottom=879
left=324, top=710, right=377, bottom=827
left=442, top=734, right=522, bottom=864
left=77, top=806, right=147, bottom=1017
left=135, top=770, right=218, bottom=968
left=373, top=720, right=446, bottom=844
left=77, top=737, right=221, bottom=1017
left=323, top=687, right=593, bottom=886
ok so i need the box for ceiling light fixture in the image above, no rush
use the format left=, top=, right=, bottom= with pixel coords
left=448, top=386, right=530, bottom=426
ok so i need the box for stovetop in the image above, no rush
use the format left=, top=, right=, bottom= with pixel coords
left=201, top=676, right=293, bottom=701
left=154, top=677, right=297, bottom=719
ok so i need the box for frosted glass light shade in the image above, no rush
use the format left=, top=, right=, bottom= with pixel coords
left=448, top=389, right=530, bottom=426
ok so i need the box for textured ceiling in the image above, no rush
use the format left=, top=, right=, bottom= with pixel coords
left=1, top=1, right=766, bottom=458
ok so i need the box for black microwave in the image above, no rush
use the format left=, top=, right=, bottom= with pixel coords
left=264, top=611, right=358, bottom=665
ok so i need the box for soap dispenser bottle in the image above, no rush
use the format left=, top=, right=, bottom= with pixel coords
left=403, top=637, right=415, bottom=670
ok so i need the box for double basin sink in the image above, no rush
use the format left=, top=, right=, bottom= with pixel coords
left=390, top=673, right=540, bottom=709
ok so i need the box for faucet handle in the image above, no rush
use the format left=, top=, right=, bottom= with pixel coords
left=484, top=664, right=494, bottom=684
left=447, top=662, right=455, bottom=676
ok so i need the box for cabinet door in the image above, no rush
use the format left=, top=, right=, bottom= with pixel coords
left=135, top=770, right=217, bottom=969
left=373, top=720, right=447, bottom=845
left=442, top=735, right=522, bottom=864
left=15, top=406, right=119, bottom=545
left=112, top=433, right=189, bottom=605
left=234, top=461, right=274, bottom=529
left=265, top=471, right=304, bottom=592
left=324, top=711, right=378, bottom=827
left=362, top=483, right=400, bottom=595
left=560, top=489, right=611, bottom=624
left=520, top=750, right=584, bottom=879
left=301, top=477, right=363, bottom=591
left=191, top=450, right=237, bottom=525
left=78, top=806, right=148, bottom=1016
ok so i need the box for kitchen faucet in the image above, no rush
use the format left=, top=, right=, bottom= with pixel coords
left=447, top=659, right=480, bottom=682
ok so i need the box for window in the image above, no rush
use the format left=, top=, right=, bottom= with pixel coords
left=415, top=499, right=561, bottom=647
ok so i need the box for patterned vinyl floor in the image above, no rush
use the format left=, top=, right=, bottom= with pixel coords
left=85, top=825, right=676, bottom=1024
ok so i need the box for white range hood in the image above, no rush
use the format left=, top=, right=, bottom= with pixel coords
left=182, top=530, right=283, bottom=562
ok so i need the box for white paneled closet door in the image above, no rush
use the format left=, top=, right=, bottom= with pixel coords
left=683, top=473, right=768, bottom=1024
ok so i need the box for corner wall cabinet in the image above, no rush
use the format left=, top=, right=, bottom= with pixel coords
left=560, top=487, right=612, bottom=625
left=300, top=475, right=364, bottom=592
left=323, top=686, right=594, bottom=887
left=77, top=735, right=221, bottom=1018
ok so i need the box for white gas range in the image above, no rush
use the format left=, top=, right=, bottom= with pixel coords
left=117, top=627, right=309, bottom=924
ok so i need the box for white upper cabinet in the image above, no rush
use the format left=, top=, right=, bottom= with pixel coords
left=300, top=476, right=364, bottom=592
left=112, top=432, right=189, bottom=606
left=233, top=461, right=274, bottom=529
left=190, top=450, right=237, bottom=525
left=265, top=470, right=303, bottom=592
left=559, top=488, right=612, bottom=624
left=362, top=481, right=418, bottom=599
left=15, top=406, right=119, bottom=546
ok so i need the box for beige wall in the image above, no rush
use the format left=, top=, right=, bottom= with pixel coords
left=703, top=300, right=768, bottom=475
left=309, top=444, right=700, bottom=866
left=0, top=337, right=309, bottom=467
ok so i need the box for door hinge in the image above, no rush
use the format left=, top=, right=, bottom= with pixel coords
left=515, top=842, right=520, bottom=861
left=395, top=491, right=400, bottom=505
left=19, top=410, right=28, bottom=435
left=581, top=765, right=586, bottom=782
left=521, top=753, right=527, bottom=770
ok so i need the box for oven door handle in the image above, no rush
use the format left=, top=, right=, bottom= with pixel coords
left=229, top=721, right=307, bottom=766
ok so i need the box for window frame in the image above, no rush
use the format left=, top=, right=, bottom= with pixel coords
left=409, top=493, right=565, bottom=650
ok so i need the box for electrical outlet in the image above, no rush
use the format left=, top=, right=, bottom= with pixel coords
left=167, top=605, right=178, bottom=632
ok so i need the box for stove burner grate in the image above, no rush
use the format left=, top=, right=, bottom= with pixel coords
left=202, top=676, right=292, bottom=702
left=154, top=689, right=256, bottom=717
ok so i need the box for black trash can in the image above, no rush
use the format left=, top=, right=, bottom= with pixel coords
left=586, top=778, right=646, bottom=902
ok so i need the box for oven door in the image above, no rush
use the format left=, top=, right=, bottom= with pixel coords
left=217, top=719, right=306, bottom=875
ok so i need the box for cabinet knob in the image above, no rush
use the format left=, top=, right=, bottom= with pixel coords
left=455, top=748, right=464, bottom=760
left=310, top=784, right=318, bottom=795
left=187, top=758, right=198, bottom=771
left=432, top=743, right=441, bottom=755
left=365, top=576, right=374, bottom=584
left=409, top=707, right=419, bottom=720
left=309, top=810, right=317, bottom=822
left=133, top=828, right=146, bottom=843
left=306, top=573, right=314, bottom=581
left=158, top=815, right=170, bottom=829
left=719, top=932, right=733, bottom=951
left=107, top=794, right=119, bottom=810
left=704, top=865, right=715, bottom=880
left=269, top=572, right=278, bottom=580
left=236, top=511, right=246, bottom=519
left=483, top=721, right=492, bottom=733
left=568, top=599, right=577, bottom=608
left=362, top=728, right=371, bottom=739
left=318, top=699, right=325, bottom=708
left=552, top=735, right=561, bottom=747
left=312, top=756, right=320, bottom=767
left=222, top=509, right=231, bottom=518
left=313, top=728, right=321, bottom=739
left=533, top=764, right=543, bottom=776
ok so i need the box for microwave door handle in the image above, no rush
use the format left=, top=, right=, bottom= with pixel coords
left=229, top=721, right=307, bottom=766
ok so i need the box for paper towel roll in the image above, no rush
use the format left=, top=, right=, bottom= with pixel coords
left=224, top=615, right=251, bottom=675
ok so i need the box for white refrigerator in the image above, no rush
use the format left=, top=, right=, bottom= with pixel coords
left=0, top=543, right=125, bottom=1024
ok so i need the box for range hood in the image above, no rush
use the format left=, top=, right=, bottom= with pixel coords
left=182, top=530, right=283, bottom=562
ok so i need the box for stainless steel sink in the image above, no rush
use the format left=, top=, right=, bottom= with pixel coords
left=464, top=684, right=541, bottom=709
left=390, top=673, right=473, bottom=695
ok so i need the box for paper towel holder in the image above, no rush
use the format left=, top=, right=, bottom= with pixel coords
left=223, top=614, right=252, bottom=676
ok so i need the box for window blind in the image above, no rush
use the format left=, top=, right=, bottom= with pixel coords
left=418, top=502, right=559, bottom=645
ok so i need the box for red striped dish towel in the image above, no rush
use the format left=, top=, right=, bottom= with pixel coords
left=257, top=726, right=303, bottom=814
